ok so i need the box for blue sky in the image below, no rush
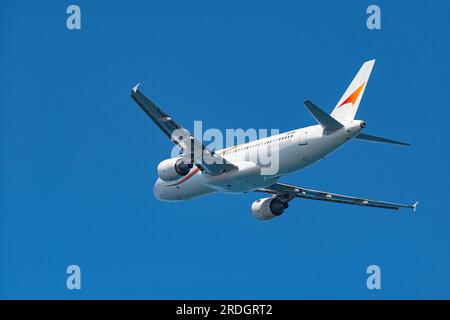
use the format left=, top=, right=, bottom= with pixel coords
left=1, top=0, right=449, bottom=299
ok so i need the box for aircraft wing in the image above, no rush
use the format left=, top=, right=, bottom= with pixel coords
left=130, top=84, right=237, bottom=175
left=256, top=182, right=418, bottom=211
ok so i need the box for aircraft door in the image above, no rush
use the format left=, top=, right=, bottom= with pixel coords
left=298, top=131, right=308, bottom=146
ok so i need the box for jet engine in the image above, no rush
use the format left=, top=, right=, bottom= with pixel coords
left=251, top=197, right=289, bottom=220
left=157, top=158, right=193, bottom=182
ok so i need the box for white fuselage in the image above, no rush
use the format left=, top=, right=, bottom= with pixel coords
left=153, top=120, right=365, bottom=201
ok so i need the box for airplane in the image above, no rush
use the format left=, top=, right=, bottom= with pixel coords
left=130, top=60, right=418, bottom=220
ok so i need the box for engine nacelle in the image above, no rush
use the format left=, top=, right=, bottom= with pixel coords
left=157, top=158, right=193, bottom=182
left=251, top=197, right=289, bottom=220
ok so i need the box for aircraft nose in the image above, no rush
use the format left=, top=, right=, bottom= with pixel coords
left=153, top=179, right=163, bottom=200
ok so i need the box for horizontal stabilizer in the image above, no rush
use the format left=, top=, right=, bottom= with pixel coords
left=355, top=133, right=410, bottom=146
left=303, top=100, right=344, bottom=132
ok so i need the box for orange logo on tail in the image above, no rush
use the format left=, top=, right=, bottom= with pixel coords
left=337, top=82, right=366, bottom=108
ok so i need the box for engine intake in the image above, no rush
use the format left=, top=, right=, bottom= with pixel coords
left=251, top=197, right=289, bottom=220
left=157, top=158, right=193, bottom=182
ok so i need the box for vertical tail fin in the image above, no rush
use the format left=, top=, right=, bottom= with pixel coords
left=330, top=60, right=375, bottom=122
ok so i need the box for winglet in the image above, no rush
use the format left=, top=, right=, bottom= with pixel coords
left=132, top=82, right=141, bottom=93
left=412, top=201, right=419, bottom=213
